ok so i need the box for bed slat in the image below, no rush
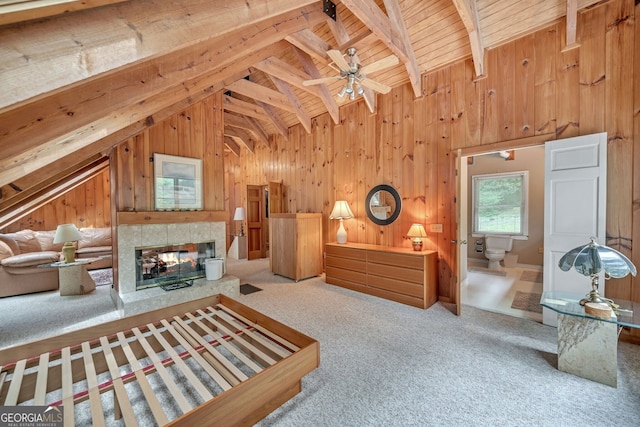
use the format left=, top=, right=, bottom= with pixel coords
left=193, top=309, right=277, bottom=367
left=99, top=336, right=138, bottom=426
left=61, top=347, right=74, bottom=427
left=160, top=319, right=236, bottom=390
left=131, top=327, right=193, bottom=414
left=81, top=341, right=105, bottom=427
left=33, top=353, right=49, bottom=405
left=187, top=312, right=268, bottom=373
left=3, top=358, right=26, bottom=405
left=116, top=332, right=169, bottom=425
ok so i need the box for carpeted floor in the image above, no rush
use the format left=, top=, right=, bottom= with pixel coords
left=1, top=258, right=639, bottom=426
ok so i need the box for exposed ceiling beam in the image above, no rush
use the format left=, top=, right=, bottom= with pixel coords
left=0, top=157, right=109, bottom=229
left=0, top=0, right=128, bottom=26
left=256, top=101, right=289, bottom=140
left=268, top=77, right=312, bottom=133
left=563, top=0, right=581, bottom=51
left=245, top=117, right=273, bottom=147
left=285, top=29, right=330, bottom=63
left=224, top=136, right=241, bottom=157
left=341, top=0, right=421, bottom=97
left=224, top=113, right=269, bottom=147
left=223, top=95, right=270, bottom=122
left=253, top=56, right=319, bottom=97
left=291, top=48, right=340, bottom=124
left=225, top=79, right=300, bottom=116
left=0, top=4, right=324, bottom=187
left=451, top=0, right=485, bottom=78
left=224, top=126, right=256, bottom=152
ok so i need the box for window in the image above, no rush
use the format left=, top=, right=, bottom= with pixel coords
left=472, top=171, right=528, bottom=236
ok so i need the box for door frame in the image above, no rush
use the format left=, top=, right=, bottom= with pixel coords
left=455, top=134, right=555, bottom=315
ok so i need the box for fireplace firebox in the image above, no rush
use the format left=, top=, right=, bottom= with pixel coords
left=135, top=241, right=215, bottom=290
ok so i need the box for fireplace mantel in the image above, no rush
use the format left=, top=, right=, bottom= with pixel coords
left=117, top=210, right=227, bottom=225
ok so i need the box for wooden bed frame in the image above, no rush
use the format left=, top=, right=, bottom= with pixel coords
left=0, top=295, right=319, bottom=426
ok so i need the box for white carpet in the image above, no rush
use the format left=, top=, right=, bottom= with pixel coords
left=1, top=258, right=639, bottom=426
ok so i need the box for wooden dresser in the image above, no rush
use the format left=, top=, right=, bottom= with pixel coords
left=325, top=242, right=438, bottom=309
left=270, top=213, right=323, bottom=281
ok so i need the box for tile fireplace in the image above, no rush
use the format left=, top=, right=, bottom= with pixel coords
left=135, top=241, right=215, bottom=290
left=115, top=221, right=238, bottom=315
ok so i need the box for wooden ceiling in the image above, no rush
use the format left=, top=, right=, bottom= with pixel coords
left=0, top=0, right=604, bottom=215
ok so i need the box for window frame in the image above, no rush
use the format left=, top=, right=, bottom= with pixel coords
left=471, top=171, right=529, bottom=237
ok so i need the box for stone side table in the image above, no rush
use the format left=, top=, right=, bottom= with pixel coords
left=541, top=291, right=639, bottom=388
left=44, top=259, right=99, bottom=296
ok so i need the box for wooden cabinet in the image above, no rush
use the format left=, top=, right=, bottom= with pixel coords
left=270, top=213, right=323, bottom=281
left=325, top=242, right=438, bottom=309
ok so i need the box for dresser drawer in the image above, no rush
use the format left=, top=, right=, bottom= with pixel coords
left=367, top=251, right=424, bottom=270
left=326, top=244, right=366, bottom=261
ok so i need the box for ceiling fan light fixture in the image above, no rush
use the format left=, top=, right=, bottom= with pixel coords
left=337, top=83, right=349, bottom=98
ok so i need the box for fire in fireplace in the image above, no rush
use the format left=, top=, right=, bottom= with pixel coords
left=135, top=241, right=215, bottom=290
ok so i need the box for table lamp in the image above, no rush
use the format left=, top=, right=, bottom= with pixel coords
left=53, top=223, right=83, bottom=263
left=233, top=207, right=246, bottom=236
left=558, top=237, right=636, bottom=316
left=329, top=201, right=354, bottom=244
left=407, top=224, right=427, bottom=251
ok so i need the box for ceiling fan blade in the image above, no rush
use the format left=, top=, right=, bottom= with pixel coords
left=360, top=78, right=392, bottom=94
left=327, top=49, right=350, bottom=72
left=303, top=76, right=342, bottom=86
left=360, top=54, right=399, bottom=74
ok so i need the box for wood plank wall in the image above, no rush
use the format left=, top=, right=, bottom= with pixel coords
left=225, top=0, right=638, bottom=311
left=3, top=1, right=636, bottom=334
left=0, top=169, right=111, bottom=233
left=112, top=93, right=226, bottom=214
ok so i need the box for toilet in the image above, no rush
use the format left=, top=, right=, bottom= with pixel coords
left=484, top=235, right=513, bottom=270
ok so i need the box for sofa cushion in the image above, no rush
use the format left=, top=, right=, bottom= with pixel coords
left=78, top=228, right=112, bottom=249
left=35, top=230, right=65, bottom=252
left=76, top=246, right=112, bottom=256
left=0, top=230, right=41, bottom=255
left=0, top=241, right=13, bottom=261
left=1, top=251, right=60, bottom=268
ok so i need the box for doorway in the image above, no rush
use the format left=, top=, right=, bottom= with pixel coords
left=459, top=145, right=545, bottom=321
left=246, top=182, right=283, bottom=260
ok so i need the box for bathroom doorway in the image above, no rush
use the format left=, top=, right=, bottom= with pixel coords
left=459, top=145, right=545, bottom=321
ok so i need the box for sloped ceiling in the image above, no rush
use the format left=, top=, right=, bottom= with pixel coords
left=0, top=0, right=604, bottom=211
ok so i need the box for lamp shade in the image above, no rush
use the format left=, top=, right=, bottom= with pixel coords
left=407, top=224, right=427, bottom=238
left=329, top=201, right=354, bottom=220
left=53, top=224, right=82, bottom=244
left=558, top=237, right=637, bottom=308
left=558, top=237, right=637, bottom=278
left=233, top=207, right=246, bottom=221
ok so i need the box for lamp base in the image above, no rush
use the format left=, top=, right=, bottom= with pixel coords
left=411, top=239, right=423, bottom=251
left=336, top=219, right=347, bottom=244
left=61, top=242, right=76, bottom=263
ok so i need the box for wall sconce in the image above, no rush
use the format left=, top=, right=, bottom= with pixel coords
left=329, top=201, right=354, bottom=244
left=53, top=223, right=82, bottom=263
left=407, top=224, right=427, bottom=251
left=233, top=207, right=246, bottom=236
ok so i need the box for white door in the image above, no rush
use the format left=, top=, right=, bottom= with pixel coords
left=543, top=132, right=607, bottom=326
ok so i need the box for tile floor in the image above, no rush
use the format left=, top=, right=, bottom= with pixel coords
left=461, top=261, right=543, bottom=323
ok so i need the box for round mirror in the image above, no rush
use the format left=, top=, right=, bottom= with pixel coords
left=365, top=184, right=402, bottom=225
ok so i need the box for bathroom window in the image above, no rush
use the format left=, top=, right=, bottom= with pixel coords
left=472, top=171, right=528, bottom=236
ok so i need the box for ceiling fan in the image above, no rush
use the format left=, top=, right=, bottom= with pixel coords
left=303, top=47, right=399, bottom=99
